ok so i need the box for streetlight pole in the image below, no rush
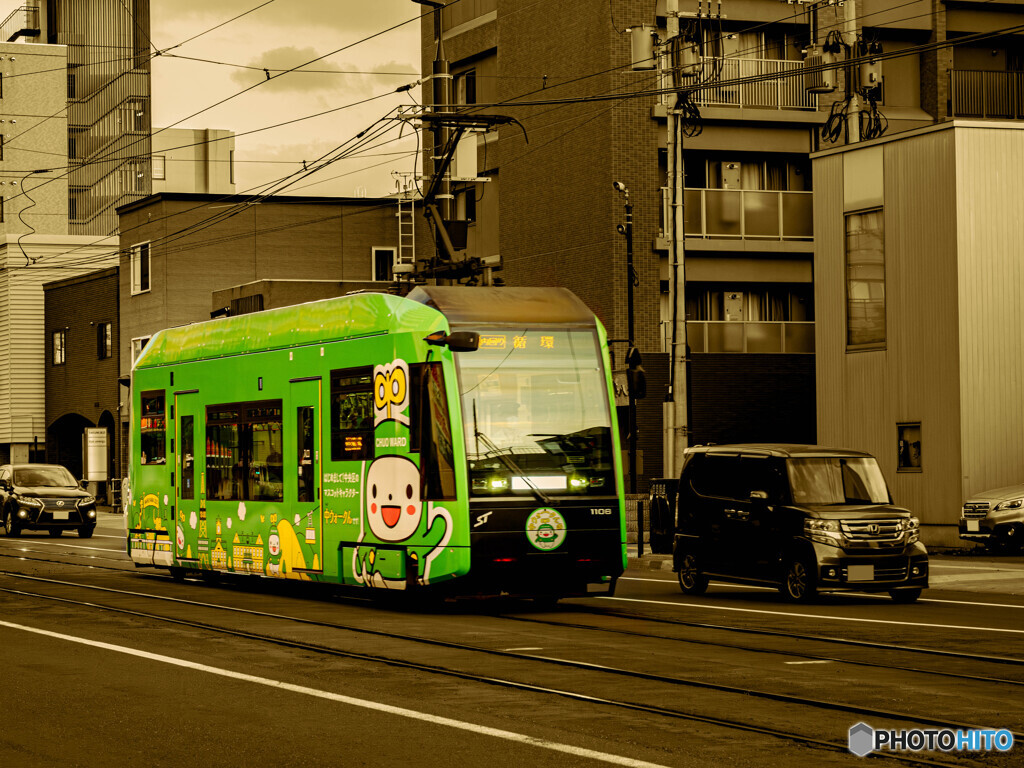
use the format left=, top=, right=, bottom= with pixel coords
left=614, top=181, right=638, bottom=495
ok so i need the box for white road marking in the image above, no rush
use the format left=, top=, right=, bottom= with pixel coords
left=503, top=647, right=543, bottom=651
left=0, top=619, right=671, bottom=768
left=620, top=576, right=1024, bottom=609
left=600, top=596, right=1024, bottom=634
left=783, top=660, right=832, bottom=665
left=0, top=541, right=122, bottom=554
left=929, top=563, right=1024, bottom=572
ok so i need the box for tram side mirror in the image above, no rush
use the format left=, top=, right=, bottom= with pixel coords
left=424, top=330, right=480, bottom=352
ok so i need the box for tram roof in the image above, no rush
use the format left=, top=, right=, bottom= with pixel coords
left=134, top=287, right=598, bottom=370
left=406, top=286, right=596, bottom=326
left=134, top=291, right=443, bottom=369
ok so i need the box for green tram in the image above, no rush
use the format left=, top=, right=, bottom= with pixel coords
left=126, top=286, right=626, bottom=599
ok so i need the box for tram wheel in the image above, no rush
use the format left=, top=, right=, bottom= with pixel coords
left=780, top=558, right=817, bottom=603
left=677, top=553, right=709, bottom=595
left=169, top=567, right=187, bottom=583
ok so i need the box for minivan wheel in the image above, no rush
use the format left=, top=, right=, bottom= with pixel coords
left=889, top=588, right=922, bottom=604
left=677, top=553, right=709, bottom=595
left=781, top=558, right=817, bottom=603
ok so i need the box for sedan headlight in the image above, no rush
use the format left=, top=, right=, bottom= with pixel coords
left=804, top=519, right=843, bottom=546
left=994, top=498, right=1024, bottom=512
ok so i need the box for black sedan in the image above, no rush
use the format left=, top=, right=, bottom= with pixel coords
left=0, top=464, right=97, bottom=538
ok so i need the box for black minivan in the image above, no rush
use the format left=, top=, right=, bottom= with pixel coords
left=673, top=444, right=928, bottom=603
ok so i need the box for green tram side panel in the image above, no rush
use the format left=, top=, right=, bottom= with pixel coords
left=129, top=291, right=475, bottom=589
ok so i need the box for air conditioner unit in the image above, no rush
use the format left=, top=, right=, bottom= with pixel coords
left=804, top=50, right=836, bottom=93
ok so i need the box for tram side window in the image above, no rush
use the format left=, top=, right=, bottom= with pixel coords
left=330, top=367, right=374, bottom=461
left=206, top=400, right=284, bottom=502
left=411, top=363, right=457, bottom=500
left=140, top=391, right=166, bottom=465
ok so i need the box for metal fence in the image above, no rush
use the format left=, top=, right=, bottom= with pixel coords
left=950, top=69, right=1024, bottom=119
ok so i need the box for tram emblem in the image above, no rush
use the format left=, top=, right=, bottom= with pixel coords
left=373, top=359, right=410, bottom=426
left=526, top=508, right=567, bottom=552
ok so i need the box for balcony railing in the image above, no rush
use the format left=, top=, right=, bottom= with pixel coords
left=687, top=321, right=815, bottom=354
left=692, top=58, right=817, bottom=111
left=672, top=188, right=813, bottom=241
left=949, top=69, right=1024, bottom=119
left=1, top=5, right=39, bottom=42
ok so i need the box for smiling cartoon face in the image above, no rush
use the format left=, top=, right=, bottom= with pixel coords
left=366, top=456, right=422, bottom=542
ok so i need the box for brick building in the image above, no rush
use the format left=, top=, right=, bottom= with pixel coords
left=420, top=0, right=1024, bottom=490
left=43, top=267, right=120, bottom=488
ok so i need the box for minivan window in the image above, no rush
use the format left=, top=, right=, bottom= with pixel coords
left=787, top=457, right=889, bottom=505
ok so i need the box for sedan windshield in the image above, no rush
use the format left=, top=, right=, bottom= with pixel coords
left=456, top=328, right=615, bottom=497
left=786, top=457, right=889, bottom=505
left=14, top=466, right=77, bottom=488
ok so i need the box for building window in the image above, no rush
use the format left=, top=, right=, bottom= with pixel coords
left=52, top=329, right=66, bottom=365
left=897, top=423, right=922, bottom=472
left=845, top=208, right=885, bottom=349
left=152, top=155, right=165, bottom=180
left=131, top=336, right=151, bottom=365
left=456, top=188, right=476, bottom=223
left=372, top=247, right=396, bottom=282
left=131, top=242, right=151, bottom=294
left=454, top=69, right=477, bottom=105
left=229, top=150, right=235, bottom=184
left=0, top=134, right=4, bottom=160
left=0, top=196, right=4, bottom=223
left=97, top=322, right=112, bottom=359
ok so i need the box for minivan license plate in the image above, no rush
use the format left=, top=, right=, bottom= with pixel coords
left=966, top=520, right=980, bottom=532
left=848, top=564, right=874, bottom=582
left=52, top=511, right=69, bottom=521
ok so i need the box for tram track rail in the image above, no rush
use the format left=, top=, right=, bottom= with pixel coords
left=0, top=568, right=1020, bottom=768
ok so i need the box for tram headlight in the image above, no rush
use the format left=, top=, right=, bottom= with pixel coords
left=473, top=475, right=509, bottom=493
left=568, top=475, right=588, bottom=491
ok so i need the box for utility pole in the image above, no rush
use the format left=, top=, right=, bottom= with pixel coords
left=664, top=0, right=689, bottom=477
left=845, top=0, right=861, bottom=143
left=614, top=181, right=638, bottom=494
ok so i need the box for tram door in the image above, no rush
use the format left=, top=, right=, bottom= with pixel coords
left=291, top=378, right=323, bottom=573
left=174, top=391, right=202, bottom=566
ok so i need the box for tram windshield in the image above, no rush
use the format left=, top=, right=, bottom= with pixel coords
left=455, top=327, right=616, bottom=498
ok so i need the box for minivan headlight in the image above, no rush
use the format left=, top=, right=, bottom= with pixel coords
left=994, top=498, right=1024, bottom=512
left=804, top=519, right=843, bottom=546
left=902, top=516, right=921, bottom=543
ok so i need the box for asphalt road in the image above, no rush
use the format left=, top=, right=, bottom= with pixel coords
left=1, top=513, right=1021, bottom=768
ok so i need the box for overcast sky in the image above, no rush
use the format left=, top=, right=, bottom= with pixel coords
left=149, top=0, right=424, bottom=198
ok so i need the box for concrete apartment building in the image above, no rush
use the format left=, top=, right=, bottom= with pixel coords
left=0, top=38, right=118, bottom=465
left=152, top=128, right=236, bottom=196
left=421, top=0, right=1024, bottom=491
left=1, top=0, right=153, bottom=235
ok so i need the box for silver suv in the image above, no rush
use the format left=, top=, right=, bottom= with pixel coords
left=960, top=484, right=1024, bottom=552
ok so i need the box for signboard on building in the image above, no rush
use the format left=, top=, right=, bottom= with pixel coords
left=84, top=427, right=108, bottom=481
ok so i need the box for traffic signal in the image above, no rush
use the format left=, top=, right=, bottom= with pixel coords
left=626, top=346, right=646, bottom=400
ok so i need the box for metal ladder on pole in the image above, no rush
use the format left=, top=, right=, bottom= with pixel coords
left=394, top=173, right=416, bottom=276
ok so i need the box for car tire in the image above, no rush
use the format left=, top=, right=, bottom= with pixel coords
left=4, top=508, right=20, bottom=537
left=889, top=588, right=922, bottom=604
left=77, top=525, right=95, bottom=539
left=781, top=558, right=817, bottom=603
left=48, top=528, right=62, bottom=537
left=677, top=553, right=709, bottom=595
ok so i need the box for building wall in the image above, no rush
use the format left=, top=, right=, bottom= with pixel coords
left=954, top=126, right=1024, bottom=499
left=43, top=266, right=120, bottom=478
left=0, top=42, right=68, bottom=236
left=0, top=236, right=118, bottom=453
left=152, top=128, right=236, bottom=195
left=117, top=194, right=428, bottom=381
left=814, top=126, right=965, bottom=545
